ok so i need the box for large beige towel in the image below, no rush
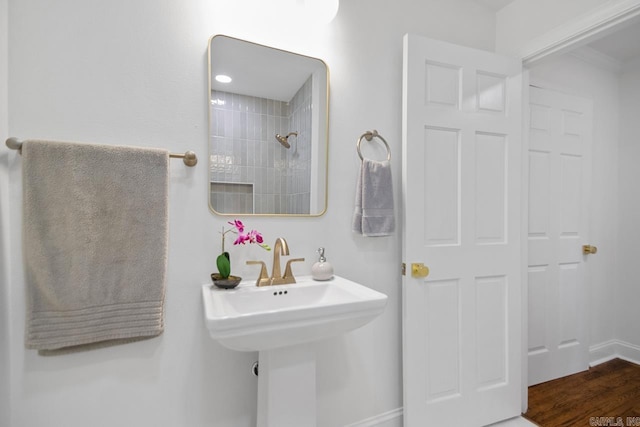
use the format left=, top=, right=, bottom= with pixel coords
left=22, top=140, right=169, bottom=353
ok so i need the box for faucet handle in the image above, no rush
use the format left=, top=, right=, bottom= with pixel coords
left=283, top=258, right=305, bottom=284
left=246, top=260, right=270, bottom=287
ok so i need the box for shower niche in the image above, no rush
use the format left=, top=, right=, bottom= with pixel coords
left=208, top=35, right=329, bottom=216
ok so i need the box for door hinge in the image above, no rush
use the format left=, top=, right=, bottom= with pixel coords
left=402, top=262, right=406, bottom=276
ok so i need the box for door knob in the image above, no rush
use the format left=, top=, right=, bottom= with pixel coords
left=411, top=263, right=430, bottom=278
left=582, top=245, right=598, bottom=255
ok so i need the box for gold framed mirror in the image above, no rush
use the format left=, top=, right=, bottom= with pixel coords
left=208, top=35, right=329, bottom=216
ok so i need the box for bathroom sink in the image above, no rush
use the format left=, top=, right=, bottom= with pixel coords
left=202, top=275, right=387, bottom=351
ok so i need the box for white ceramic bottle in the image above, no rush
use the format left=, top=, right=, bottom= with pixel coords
left=311, top=247, right=334, bottom=281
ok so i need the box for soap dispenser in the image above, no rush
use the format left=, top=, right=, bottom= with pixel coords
left=311, top=247, right=334, bottom=281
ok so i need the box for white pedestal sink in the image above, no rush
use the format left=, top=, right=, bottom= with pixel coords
left=202, top=275, right=387, bottom=427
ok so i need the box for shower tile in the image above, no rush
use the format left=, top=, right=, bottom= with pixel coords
left=247, top=141, right=255, bottom=167
left=266, top=169, right=275, bottom=193
left=268, top=143, right=275, bottom=166
left=209, top=87, right=318, bottom=214
left=274, top=195, right=281, bottom=214
left=240, top=112, right=247, bottom=139
left=260, top=115, right=268, bottom=140
left=232, top=111, right=241, bottom=138
left=267, top=195, right=275, bottom=213
left=267, top=117, right=275, bottom=142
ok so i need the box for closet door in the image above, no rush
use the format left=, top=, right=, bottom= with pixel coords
left=527, top=85, right=593, bottom=386
left=402, top=34, right=522, bottom=426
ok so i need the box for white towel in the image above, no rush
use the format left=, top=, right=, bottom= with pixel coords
left=22, top=140, right=169, bottom=353
left=352, top=159, right=395, bottom=237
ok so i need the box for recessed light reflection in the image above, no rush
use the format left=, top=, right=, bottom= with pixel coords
left=215, top=74, right=232, bottom=84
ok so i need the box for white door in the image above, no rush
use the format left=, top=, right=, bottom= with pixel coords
left=527, top=85, right=593, bottom=386
left=402, top=34, right=522, bottom=426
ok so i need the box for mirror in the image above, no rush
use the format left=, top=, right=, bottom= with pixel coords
left=208, top=35, right=329, bottom=216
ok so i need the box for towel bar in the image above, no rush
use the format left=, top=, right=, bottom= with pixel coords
left=5, top=137, right=198, bottom=167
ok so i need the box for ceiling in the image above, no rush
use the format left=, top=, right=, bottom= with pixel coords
left=210, top=36, right=325, bottom=102
left=474, top=0, right=516, bottom=12
left=586, top=22, right=640, bottom=63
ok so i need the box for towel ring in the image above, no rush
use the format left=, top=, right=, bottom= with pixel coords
left=357, top=130, right=391, bottom=161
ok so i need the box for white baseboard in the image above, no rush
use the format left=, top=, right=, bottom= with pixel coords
left=614, top=340, right=640, bottom=365
left=345, top=342, right=640, bottom=426
left=346, top=409, right=538, bottom=427
left=344, top=407, right=403, bottom=427
left=590, top=339, right=640, bottom=366
left=347, top=344, right=640, bottom=427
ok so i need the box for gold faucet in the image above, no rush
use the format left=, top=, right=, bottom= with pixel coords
left=246, top=260, right=270, bottom=287
left=271, top=237, right=290, bottom=283
left=246, top=238, right=304, bottom=286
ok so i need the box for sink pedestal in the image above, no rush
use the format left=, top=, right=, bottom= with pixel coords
left=257, top=344, right=316, bottom=427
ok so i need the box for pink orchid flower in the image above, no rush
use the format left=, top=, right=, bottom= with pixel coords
left=246, top=229, right=264, bottom=244
left=233, top=233, right=250, bottom=245
left=228, top=219, right=244, bottom=233
left=217, top=219, right=270, bottom=280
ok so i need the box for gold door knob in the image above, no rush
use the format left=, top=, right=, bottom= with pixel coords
left=411, top=263, right=430, bottom=278
left=582, top=245, right=598, bottom=255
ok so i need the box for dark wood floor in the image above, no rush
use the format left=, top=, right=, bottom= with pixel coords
left=524, top=358, right=640, bottom=426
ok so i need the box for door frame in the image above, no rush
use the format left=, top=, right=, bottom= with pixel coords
left=518, top=0, right=640, bottom=66
left=519, top=1, right=640, bottom=412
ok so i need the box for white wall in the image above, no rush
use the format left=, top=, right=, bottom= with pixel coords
left=1, top=0, right=10, bottom=424
left=617, top=57, right=640, bottom=350
left=2, top=0, right=496, bottom=426
left=528, top=54, right=620, bottom=360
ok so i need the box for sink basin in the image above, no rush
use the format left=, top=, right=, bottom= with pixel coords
left=202, top=275, right=387, bottom=351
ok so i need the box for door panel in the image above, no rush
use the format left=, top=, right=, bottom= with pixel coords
left=402, top=34, right=522, bottom=427
left=527, top=86, right=592, bottom=386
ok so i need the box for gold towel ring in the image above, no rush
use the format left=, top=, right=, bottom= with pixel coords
left=357, top=130, right=391, bottom=161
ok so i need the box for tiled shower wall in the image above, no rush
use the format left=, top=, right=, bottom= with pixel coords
left=210, top=76, right=312, bottom=215
left=286, top=76, right=312, bottom=214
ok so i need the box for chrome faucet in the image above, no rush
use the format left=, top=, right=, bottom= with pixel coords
left=246, top=237, right=304, bottom=286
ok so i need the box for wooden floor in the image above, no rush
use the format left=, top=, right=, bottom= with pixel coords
left=524, top=359, right=640, bottom=426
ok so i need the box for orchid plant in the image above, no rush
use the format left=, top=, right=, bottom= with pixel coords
left=216, top=220, right=271, bottom=279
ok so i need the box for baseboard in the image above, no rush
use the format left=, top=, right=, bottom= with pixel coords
left=590, top=339, right=640, bottom=367
left=590, top=340, right=618, bottom=366
left=344, top=407, right=403, bottom=427
left=348, top=344, right=640, bottom=427
left=614, top=340, right=640, bottom=365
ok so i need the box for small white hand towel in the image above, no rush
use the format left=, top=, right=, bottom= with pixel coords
left=22, top=140, right=169, bottom=353
left=352, top=159, right=395, bottom=237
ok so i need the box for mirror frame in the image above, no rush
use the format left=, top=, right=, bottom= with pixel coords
left=207, top=34, right=330, bottom=217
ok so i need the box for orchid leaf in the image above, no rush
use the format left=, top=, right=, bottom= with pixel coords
left=216, top=252, right=231, bottom=279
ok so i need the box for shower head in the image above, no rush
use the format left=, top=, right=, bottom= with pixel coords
left=275, top=132, right=298, bottom=149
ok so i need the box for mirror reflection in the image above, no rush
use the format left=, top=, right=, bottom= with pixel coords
left=208, top=35, right=329, bottom=216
